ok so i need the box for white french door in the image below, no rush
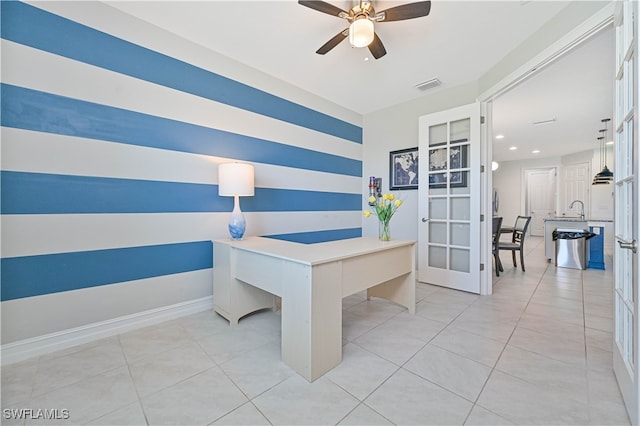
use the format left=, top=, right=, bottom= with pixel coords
left=418, top=103, right=482, bottom=294
left=613, top=1, right=639, bottom=423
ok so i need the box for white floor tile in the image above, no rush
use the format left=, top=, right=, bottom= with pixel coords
left=211, top=402, right=271, bottom=425
left=338, top=403, right=393, bottom=425
left=364, top=368, right=472, bottom=425
left=197, top=325, right=277, bottom=364
left=128, top=340, right=216, bottom=397
left=118, top=322, right=193, bottom=363
left=404, top=344, right=492, bottom=401
left=585, top=326, right=614, bottom=353
left=252, top=375, right=359, bottom=425
left=494, top=345, right=588, bottom=404
left=141, top=367, right=248, bottom=425
left=415, top=299, right=465, bottom=324
left=465, top=404, right=514, bottom=425
left=477, top=370, right=590, bottom=425
left=86, top=401, right=147, bottom=425
left=430, top=326, right=506, bottom=368
left=31, top=339, right=127, bottom=397
left=517, top=311, right=586, bottom=344
left=353, top=324, right=427, bottom=366
left=28, top=366, right=138, bottom=425
left=346, top=299, right=405, bottom=323
left=342, top=310, right=382, bottom=342
left=1, top=238, right=630, bottom=425
left=508, top=326, right=586, bottom=367
left=1, top=359, right=38, bottom=406
left=325, top=343, right=398, bottom=400
left=218, top=342, right=294, bottom=399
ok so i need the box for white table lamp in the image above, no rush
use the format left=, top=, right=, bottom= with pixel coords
left=218, top=162, right=255, bottom=240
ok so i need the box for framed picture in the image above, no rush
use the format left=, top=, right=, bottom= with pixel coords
left=428, top=144, right=468, bottom=188
left=389, top=147, right=418, bottom=190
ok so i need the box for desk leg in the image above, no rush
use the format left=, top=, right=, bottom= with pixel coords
left=215, top=277, right=275, bottom=325
left=366, top=245, right=416, bottom=314
left=214, top=242, right=275, bottom=326
left=281, top=261, right=342, bottom=382
left=367, top=270, right=416, bottom=314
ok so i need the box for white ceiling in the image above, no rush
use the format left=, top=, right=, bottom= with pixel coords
left=492, top=25, right=614, bottom=162
left=105, top=0, right=614, bottom=162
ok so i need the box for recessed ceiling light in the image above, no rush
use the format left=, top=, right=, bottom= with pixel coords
left=606, top=141, right=614, bottom=145
left=509, top=146, right=517, bottom=150
left=364, top=57, right=370, bottom=61
left=495, top=134, right=505, bottom=139
left=532, top=150, right=540, bottom=154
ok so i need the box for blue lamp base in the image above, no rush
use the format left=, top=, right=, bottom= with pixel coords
left=228, top=195, right=246, bottom=240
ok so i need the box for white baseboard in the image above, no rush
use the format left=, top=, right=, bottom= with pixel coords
left=0, top=296, right=213, bottom=366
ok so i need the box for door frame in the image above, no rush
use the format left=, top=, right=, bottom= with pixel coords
left=477, top=4, right=614, bottom=295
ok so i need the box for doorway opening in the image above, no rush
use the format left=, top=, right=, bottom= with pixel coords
left=479, top=4, right=614, bottom=292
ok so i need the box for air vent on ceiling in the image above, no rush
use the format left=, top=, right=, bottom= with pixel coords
left=415, top=78, right=441, bottom=92
left=532, top=117, right=557, bottom=126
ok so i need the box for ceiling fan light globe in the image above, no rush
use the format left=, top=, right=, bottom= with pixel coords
left=349, top=18, right=374, bottom=47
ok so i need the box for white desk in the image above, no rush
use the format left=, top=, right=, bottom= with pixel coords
left=213, top=236, right=416, bottom=381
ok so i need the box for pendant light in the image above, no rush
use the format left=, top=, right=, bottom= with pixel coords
left=592, top=118, right=614, bottom=185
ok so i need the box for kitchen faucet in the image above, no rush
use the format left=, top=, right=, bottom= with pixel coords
left=569, top=200, right=585, bottom=220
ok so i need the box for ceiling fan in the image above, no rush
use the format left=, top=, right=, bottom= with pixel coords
left=298, top=0, right=431, bottom=59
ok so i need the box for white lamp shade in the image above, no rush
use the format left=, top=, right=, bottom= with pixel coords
left=349, top=18, right=374, bottom=48
left=218, top=162, right=255, bottom=196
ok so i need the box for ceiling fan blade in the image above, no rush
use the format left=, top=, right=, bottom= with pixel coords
left=316, top=29, right=349, bottom=55
left=368, top=33, right=387, bottom=59
left=376, top=1, right=431, bottom=22
left=298, top=1, right=348, bottom=18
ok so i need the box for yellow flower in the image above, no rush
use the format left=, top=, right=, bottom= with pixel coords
left=394, top=199, right=402, bottom=207
left=387, top=193, right=395, bottom=201
left=382, top=193, right=391, bottom=201
left=368, top=195, right=376, bottom=203
left=363, top=210, right=371, bottom=218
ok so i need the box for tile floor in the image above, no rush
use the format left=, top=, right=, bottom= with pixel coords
left=1, top=236, right=630, bottom=425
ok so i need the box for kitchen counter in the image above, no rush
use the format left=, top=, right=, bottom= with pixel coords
left=543, top=218, right=613, bottom=260
left=544, top=217, right=613, bottom=223
left=544, top=218, right=588, bottom=260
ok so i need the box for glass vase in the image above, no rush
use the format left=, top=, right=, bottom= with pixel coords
left=379, top=220, right=391, bottom=241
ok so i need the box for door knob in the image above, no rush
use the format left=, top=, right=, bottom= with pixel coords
left=421, top=217, right=430, bottom=223
left=618, top=239, right=637, bottom=254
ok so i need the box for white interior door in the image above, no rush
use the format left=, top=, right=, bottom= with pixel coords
left=613, top=1, right=639, bottom=423
left=527, top=168, right=556, bottom=236
left=560, top=162, right=590, bottom=217
left=418, top=103, right=481, bottom=294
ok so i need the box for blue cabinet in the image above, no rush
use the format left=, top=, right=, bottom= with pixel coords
left=587, top=226, right=605, bottom=270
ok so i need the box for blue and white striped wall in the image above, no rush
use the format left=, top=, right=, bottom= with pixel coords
left=1, top=1, right=362, bottom=358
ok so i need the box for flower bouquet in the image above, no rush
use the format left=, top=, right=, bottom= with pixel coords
left=364, top=193, right=403, bottom=241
